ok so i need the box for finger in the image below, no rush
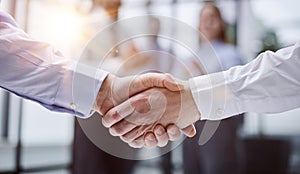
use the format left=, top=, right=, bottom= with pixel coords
left=181, top=124, right=197, bottom=138
left=166, top=124, right=181, bottom=141
left=164, top=73, right=184, bottom=91
left=109, top=119, right=138, bottom=136
left=144, top=132, right=158, bottom=148
left=121, top=125, right=150, bottom=143
left=128, top=135, right=144, bottom=148
left=153, top=125, right=169, bottom=147
left=137, top=73, right=183, bottom=92
left=121, top=91, right=161, bottom=127
left=102, top=99, right=135, bottom=128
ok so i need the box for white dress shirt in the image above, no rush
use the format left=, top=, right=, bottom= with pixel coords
left=0, top=11, right=108, bottom=118
left=189, top=41, right=300, bottom=120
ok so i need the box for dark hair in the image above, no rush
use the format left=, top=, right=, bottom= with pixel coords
left=200, top=3, right=227, bottom=43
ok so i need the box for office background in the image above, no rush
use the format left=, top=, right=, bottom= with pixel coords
left=0, top=0, right=300, bottom=174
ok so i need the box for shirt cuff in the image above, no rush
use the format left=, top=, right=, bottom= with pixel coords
left=188, top=71, right=241, bottom=120
left=55, top=62, right=109, bottom=118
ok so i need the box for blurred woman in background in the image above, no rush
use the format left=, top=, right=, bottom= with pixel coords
left=183, top=3, right=245, bottom=174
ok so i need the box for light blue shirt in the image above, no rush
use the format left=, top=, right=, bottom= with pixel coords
left=0, top=11, right=108, bottom=118
left=197, top=40, right=243, bottom=74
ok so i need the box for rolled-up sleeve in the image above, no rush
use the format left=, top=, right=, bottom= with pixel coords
left=0, top=11, right=108, bottom=118
left=189, top=41, right=300, bottom=120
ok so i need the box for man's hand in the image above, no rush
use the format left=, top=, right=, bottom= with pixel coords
left=102, top=78, right=201, bottom=148
left=93, top=73, right=197, bottom=147
left=94, top=73, right=182, bottom=115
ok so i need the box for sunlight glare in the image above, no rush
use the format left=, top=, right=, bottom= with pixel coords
left=48, top=9, right=81, bottom=46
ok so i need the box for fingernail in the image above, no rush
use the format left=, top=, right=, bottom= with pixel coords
left=146, top=134, right=155, bottom=141
left=168, top=128, right=177, bottom=135
left=156, top=127, right=164, bottom=136
left=168, top=129, right=176, bottom=135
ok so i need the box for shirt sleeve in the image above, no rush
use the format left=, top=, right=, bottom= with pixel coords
left=0, top=11, right=109, bottom=118
left=189, top=41, right=300, bottom=120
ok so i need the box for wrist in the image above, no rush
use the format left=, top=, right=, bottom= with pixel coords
left=182, top=81, right=201, bottom=122
left=94, top=73, right=115, bottom=115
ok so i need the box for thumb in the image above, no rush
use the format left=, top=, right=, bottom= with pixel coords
left=137, top=73, right=184, bottom=92
left=117, top=73, right=184, bottom=104
left=181, top=124, right=196, bottom=138
left=163, top=73, right=184, bottom=91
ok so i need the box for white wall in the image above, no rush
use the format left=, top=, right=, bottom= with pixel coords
left=21, top=100, right=74, bottom=146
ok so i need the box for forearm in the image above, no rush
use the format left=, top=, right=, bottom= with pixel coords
left=189, top=42, right=300, bottom=120
left=0, top=11, right=109, bottom=117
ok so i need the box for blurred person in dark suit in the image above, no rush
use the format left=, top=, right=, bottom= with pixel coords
left=183, top=3, right=245, bottom=174
left=72, top=0, right=137, bottom=173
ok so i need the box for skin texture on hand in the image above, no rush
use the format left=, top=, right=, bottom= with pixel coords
left=94, top=73, right=197, bottom=148
left=94, top=73, right=182, bottom=115
left=102, top=78, right=201, bottom=148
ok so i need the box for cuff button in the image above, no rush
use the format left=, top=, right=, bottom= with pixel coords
left=70, top=103, right=77, bottom=110
left=216, top=108, right=224, bottom=116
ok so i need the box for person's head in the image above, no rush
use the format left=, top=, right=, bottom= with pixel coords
left=93, top=0, right=121, bottom=18
left=198, top=3, right=226, bottom=43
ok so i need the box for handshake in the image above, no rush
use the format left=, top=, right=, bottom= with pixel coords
left=93, top=73, right=201, bottom=148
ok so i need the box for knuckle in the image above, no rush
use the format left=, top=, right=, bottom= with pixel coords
left=113, top=127, right=123, bottom=135
left=109, top=126, right=124, bottom=136
left=111, top=110, right=120, bottom=120
left=122, top=132, right=136, bottom=143
left=104, top=110, right=121, bottom=127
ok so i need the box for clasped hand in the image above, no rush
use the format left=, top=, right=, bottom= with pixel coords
left=94, top=73, right=201, bottom=148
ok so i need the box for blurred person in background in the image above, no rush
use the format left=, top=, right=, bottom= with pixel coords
left=120, top=16, right=179, bottom=75
left=0, top=2, right=185, bottom=173
left=72, top=0, right=138, bottom=173
left=124, top=16, right=190, bottom=172
left=73, top=0, right=190, bottom=173
left=183, top=3, right=245, bottom=174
